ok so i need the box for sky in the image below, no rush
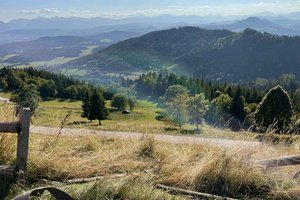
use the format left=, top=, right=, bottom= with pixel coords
left=1, top=0, right=300, bottom=22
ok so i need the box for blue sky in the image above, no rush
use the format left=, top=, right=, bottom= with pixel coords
left=1, top=0, right=300, bottom=21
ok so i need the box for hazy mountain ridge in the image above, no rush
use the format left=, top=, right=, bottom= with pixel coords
left=1, top=14, right=300, bottom=44
left=0, top=31, right=141, bottom=64
left=205, top=17, right=300, bottom=36
left=63, top=27, right=300, bottom=82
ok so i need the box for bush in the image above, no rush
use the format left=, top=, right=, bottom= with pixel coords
left=111, top=93, right=128, bottom=111
left=254, top=85, right=293, bottom=133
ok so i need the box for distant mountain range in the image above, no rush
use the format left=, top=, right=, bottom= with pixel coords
left=2, top=14, right=300, bottom=83
left=1, top=13, right=300, bottom=44
left=61, top=27, right=300, bottom=83
left=204, top=17, right=300, bottom=36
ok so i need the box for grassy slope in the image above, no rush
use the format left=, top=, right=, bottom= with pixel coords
left=34, top=99, right=259, bottom=141
left=34, top=99, right=167, bottom=134
left=1, top=102, right=300, bottom=199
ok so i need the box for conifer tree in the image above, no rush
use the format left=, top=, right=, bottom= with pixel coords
left=11, top=84, right=41, bottom=116
left=89, top=89, right=109, bottom=125
left=254, top=85, right=293, bottom=132
left=230, top=86, right=246, bottom=122
left=81, top=89, right=91, bottom=121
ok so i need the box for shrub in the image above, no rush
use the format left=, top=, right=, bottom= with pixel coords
left=11, top=84, right=42, bottom=115
left=254, top=85, right=293, bottom=133
left=111, top=93, right=128, bottom=111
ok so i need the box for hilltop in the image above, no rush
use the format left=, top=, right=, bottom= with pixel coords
left=62, top=27, right=300, bottom=82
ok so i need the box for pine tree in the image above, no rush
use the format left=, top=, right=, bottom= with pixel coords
left=81, top=89, right=91, bottom=121
left=89, top=89, right=109, bottom=125
left=230, top=86, right=246, bottom=122
left=11, top=84, right=41, bottom=116
left=254, top=85, right=293, bottom=132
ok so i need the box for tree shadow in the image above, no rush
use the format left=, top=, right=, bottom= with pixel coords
left=66, top=121, right=89, bottom=126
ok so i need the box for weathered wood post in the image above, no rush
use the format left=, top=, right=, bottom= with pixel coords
left=16, top=108, right=31, bottom=179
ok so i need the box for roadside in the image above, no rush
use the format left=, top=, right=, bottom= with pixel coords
left=30, top=125, right=261, bottom=148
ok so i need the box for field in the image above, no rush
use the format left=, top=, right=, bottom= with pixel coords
left=1, top=96, right=300, bottom=199
left=29, top=98, right=259, bottom=142
left=34, top=99, right=169, bottom=134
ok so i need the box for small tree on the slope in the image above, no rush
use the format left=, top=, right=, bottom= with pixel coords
left=187, top=93, right=209, bottom=130
left=11, top=84, right=42, bottom=116
left=111, top=93, right=128, bottom=111
left=89, top=89, right=109, bottom=125
left=209, top=93, right=232, bottom=126
left=254, top=85, right=293, bottom=132
left=164, top=85, right=188, bottom=103
left=38, top=80, right=57, bottom=99
left=230, top=86, right=246, bottom=122
left=166, top=93, right=189, bottom=129
left=128, top=98, right=137, bottom=111
left=81, top=89, right=92, bottom=121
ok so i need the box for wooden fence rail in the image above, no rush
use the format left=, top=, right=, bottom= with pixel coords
left=0, top=108, right=31, bottom=180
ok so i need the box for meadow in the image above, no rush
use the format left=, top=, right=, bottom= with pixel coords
left=1, top=101, right=300, bottom=199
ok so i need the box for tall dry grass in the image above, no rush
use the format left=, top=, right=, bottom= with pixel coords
left=0, top=104, right=17, bottom=165
left=1, top=103, right=298, bottom=199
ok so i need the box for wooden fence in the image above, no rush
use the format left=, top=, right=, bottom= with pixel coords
left=0, top=108, right=31, bottom=180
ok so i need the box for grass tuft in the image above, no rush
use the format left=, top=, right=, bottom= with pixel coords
left=138, top=135, right=155, bottom=159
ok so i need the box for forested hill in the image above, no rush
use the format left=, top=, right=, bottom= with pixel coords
left=64, top=27, right=300, bottom=82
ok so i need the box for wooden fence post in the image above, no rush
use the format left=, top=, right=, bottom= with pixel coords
left=16, top=108, right=31, bottom=179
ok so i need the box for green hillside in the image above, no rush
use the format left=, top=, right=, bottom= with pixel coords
left=63, top=27, right=300, bottom=82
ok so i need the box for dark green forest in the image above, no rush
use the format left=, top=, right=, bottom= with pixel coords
left=0, top=67, right=92, bottom=100
left=65, top=27, right=300, bottom=82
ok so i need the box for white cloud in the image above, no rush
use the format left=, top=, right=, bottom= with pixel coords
left=19, top=8, right=59, bottom=15
left=42, top=8, right=59, bottom=14
left=20, top=9, right=39, bottom=15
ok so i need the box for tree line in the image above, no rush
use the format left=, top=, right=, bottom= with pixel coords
left=123, top=72, right=300, bottom=132
left=0, top=67, right=137, bottom=124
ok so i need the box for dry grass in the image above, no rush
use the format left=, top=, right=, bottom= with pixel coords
left=162, top=147, right=270, bottom=198
left=0, top=104, right=17, bottom=165
left=0, top=131, right=277, bottom=199
left=2, top=103, right=300, bottom=199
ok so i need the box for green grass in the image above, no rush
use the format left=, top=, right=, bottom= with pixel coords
left=34, top=98, right=260, bottom=140
left=34, top=99, right=167, bottom=133
left=0, top=92, right=11, bottom=99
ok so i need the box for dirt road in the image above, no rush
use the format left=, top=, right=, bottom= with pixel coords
left=30, top=125, right=261, bottom=148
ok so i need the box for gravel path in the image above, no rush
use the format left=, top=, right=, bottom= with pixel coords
left=30, top=125, right=261, bottom=148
